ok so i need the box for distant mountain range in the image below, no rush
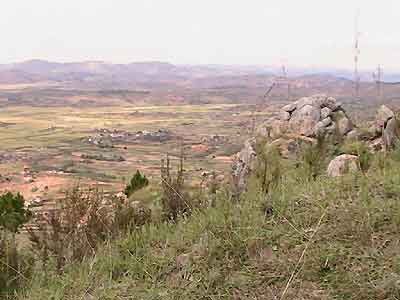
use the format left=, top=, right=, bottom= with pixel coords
left=0, top=59, right=399, bottom=86
left=0, top=60, right=399, bottom=110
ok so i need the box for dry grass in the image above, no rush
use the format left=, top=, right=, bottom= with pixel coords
left=13, top=147, right=400, bottom=299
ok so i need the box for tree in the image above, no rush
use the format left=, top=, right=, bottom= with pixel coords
left=124, top=170, right=149, bottom=197
left=0, top=192, right=31, bottom=295
left=0, top=192, right=31, bottom=233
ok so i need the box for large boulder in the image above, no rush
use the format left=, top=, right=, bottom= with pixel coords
left=269, top=119, right=288, bottom=139
left=383, top=118, right=400, bottom=149
left=314, top=117, right=333, bottom=135
left=321, top=107, right=332, bottom=119
left=278, top=110, right=291, bottom=121
left=327, top=154, right=359, bottom=177
left=282, top=102, right=297, bottom=113
left=335, top=110, right=353, bottom=136
left=369, top=105, right=400, bottom=151
left=289, top=105, right=321, bottom=136
left=276, top=94, right=352, bottom=138
left=270, top=135, right=314, bottom=158
left=376, top=105, right=394, bottom=127
left=232, top=95, right=355, bottom=187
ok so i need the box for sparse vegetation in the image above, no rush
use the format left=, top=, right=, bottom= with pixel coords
left=299, top=135, right=327, bottom=181
left=1, top=58, right=400, bottom=300
left=10, top=148, right=400, bottom=299
left=254, top=139, right=282, bottom=195
left=28, top=186, right=115, bottom=274
left=160, top=152, right=190, bottom=221
left=0, top=192, right=32, bottom=297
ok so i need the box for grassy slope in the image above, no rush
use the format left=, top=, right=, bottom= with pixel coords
left=17, top=153, right=400, bottom=300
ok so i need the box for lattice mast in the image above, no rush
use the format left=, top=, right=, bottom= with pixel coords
left=372, top=65, right=383, bottom=104
left=354, top=13, right=361, bottom=99
left=281, top=64, right=290, bottom=101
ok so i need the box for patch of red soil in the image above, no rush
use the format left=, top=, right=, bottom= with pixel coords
left=0, top=174, right=72, bottom=199
left=191, top=144, right=210, bottom=153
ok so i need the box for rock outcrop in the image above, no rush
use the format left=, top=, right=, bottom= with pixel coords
left=369, top=105, right=400, bottom=151
left=261, top=94, right=353, bottom=140
left=233, top=98, right=400, bottom=187
left=327, top=154, right=359, bottom=177
left=233, top=94, right=354, bottom=188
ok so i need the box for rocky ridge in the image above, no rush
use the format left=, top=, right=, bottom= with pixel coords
left=233, top=94, right=400, bottom=187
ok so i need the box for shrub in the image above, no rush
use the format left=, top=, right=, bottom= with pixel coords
left=253, top=140, right=282, bottom=195
left=28, top=186, right=115, bottom=274
left=160, top=152, right=191, bottom=221
left=0, top=192, right=31, bottom=233
left=114, top=200, right=152, bottom=231
left=124, top=170, right=149, bottom=197
left=299, top=135, right=326, bottom=181
left=0, top=192, right=32, bottom=296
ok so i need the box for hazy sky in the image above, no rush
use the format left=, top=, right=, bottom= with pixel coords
left=1, top=0, right=399, bottom=69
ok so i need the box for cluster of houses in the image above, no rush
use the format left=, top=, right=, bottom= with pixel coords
left=86, top=128, right=173, bottom=147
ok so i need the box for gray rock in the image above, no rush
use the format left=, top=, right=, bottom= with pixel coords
left=313, top=117, right=328, bottom=135
left=313, top=117, right=333, bottom=136
left=346, top=129, right=360, bottom=141
left=376, top=105, right=394, bottom=127
left=368, top=123, right=382, bottom=138
left=282, top=102, right=297, bottom=113
left=383, top=118, right=400, bottom=150
left=323, top=97, right=341, bottom=111
left=321, top=117, right=332, bottom=127
left=321, top=107, right=332, bottom=119
left=278, top=110, right=291, bottom=121
left=289, top=104, right=321, bottom=137
left=327, top=154, right=359, bottom=177
left=270, top=119, right=288, bottom=139
left=296, top=94, right=327, bottom=109
left=325, top=121, right=337, bottom=135
left=313, top=122, right=326, bottom=136
left=336, top=111, right=353, bottom=136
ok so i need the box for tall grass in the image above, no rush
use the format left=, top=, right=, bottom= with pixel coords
left=15, top=150, right=400, bottom=299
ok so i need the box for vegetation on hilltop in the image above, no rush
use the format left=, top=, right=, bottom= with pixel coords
left=0, top=134, right=398, bottom=299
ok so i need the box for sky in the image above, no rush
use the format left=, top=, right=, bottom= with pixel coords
left=0, top=0, right=399, bottom=70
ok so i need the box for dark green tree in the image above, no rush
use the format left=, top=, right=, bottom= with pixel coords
left=124, top=170, right=149, bottom=197
left=0, top=192, right=31, bottom=233
left=0, top=192, right=32, bottom=296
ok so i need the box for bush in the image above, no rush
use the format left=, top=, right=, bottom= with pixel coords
left=253, top=139, right=282, bottom=195
left=124, top=170, right=149, bottom=197
left=28, top=186, right=115, bottom=274
left=299, top=135, right=326, bottom=181
left=114, top=200, right=152, bottom=231
left=0, top=192, right=31, bottom=233
left=0, top=192, right=32, bottom=296
left=160, top=153, right=191, bottom=221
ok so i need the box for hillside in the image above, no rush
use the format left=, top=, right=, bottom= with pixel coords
left=1, top=94, right=400, bottom=299
left=16, top=128, right=400, bottom=300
